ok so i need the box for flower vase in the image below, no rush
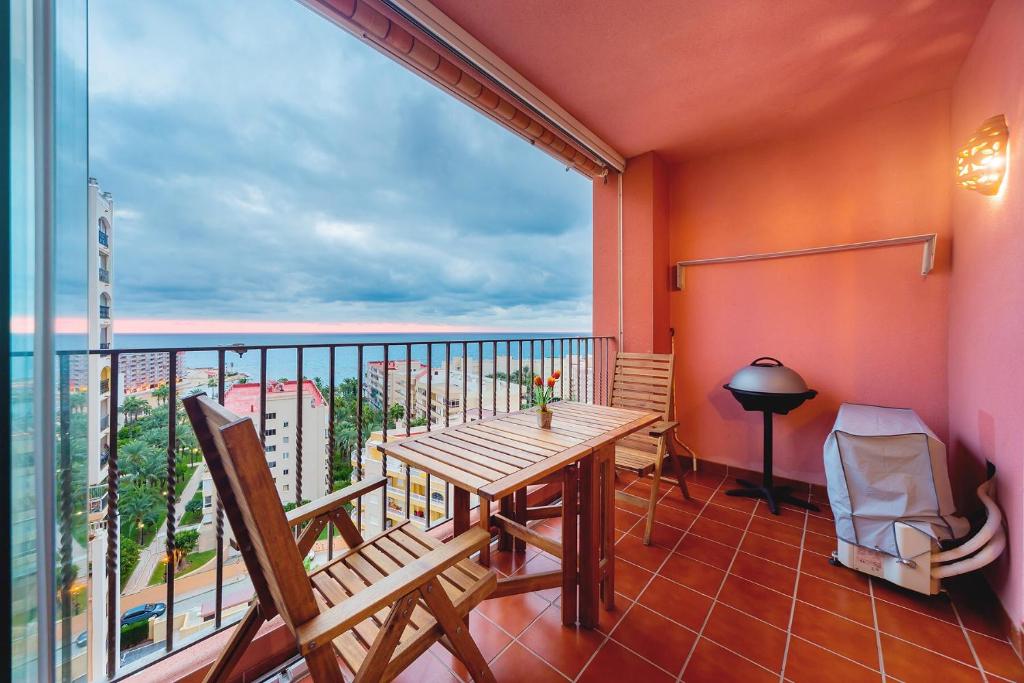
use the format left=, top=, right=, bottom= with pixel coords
left=537, top=409, right=552, bottom=429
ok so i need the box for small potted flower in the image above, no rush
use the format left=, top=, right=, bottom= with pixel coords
left=533, top=370, right=560, bottom=428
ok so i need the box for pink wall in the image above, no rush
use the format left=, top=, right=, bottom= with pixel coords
left=948, top=0, right=1024, bottom=633
left=593, top=170, right=620, bottom=343
left=667, top=90, right=953, bottom=484
left=622, top=153, right=673, bottom=353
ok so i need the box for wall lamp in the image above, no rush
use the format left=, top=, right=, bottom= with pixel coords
left=956, top=115, right=1009, bottom=195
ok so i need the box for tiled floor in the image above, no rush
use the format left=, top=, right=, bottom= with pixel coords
left=299, top=468, right=1024, bottom=683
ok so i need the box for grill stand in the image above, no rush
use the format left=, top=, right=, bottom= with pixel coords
left=725, top=408, right=820, bottom=515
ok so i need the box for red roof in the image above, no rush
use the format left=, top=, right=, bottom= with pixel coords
left=224, top=380, right=326, bottom=415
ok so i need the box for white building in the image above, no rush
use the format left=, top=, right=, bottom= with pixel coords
left=204, top=380, right=330, bottom=521
left=363, top=359, right=426, bottom=410
left=85, top=177, right=117, bottom=680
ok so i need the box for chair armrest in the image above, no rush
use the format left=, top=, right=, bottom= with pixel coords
left=287, top=475, right=386, bottom=528
left=295, top=527, right=492, bottom=655
left=648, top=420, right=678, bottom=437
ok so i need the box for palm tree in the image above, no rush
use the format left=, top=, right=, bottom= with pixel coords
left=120, top=396, right=150, bottom=424
left=152, top=385, right=169, bottom=406
left=119, top=440, right=155, bottom=470
left=118, top=485, right=151, bottom=544
left=174, top=423, right=199, bottom=464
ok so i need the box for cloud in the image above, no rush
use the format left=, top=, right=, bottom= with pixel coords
left=87, top=0, right=592, bottom=333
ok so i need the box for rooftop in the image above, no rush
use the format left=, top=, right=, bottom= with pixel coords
left=224, top=380, right=326, bottom=412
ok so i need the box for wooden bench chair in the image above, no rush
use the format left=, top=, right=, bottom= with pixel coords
left=184, top=394, right=497, bottom=683
left=611, top=352, right=692, bottom=545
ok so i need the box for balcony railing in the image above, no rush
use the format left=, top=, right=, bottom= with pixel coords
left=100, top=379, right=110, bottom=394
left=55, top=334, right=611, bottom=678
left=99, top=267, right=110, bottom=283
left=98, top=230, right=109, bottom=247
left=99, top=305, right=110, bottom=319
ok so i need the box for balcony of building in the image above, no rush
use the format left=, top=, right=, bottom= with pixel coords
left=32, top=0, right=1024, bottom=682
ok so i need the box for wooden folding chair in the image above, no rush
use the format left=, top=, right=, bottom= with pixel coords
left=611, top=352, right=692, bottom=545
left=184, top=394, right=497, bottom=683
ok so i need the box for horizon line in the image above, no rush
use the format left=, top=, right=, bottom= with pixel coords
left=11, top=316, right=588, bottom=335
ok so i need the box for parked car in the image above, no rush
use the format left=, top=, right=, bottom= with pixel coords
left=120, top=603, right=165, bottom=626
left=75, top=631, right=88, bottom=648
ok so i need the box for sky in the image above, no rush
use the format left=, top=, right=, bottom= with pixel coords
left=86, top=0, right=592, bottom=334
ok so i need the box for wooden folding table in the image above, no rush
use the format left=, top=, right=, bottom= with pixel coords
left=380, top=400, right=659, bottom=628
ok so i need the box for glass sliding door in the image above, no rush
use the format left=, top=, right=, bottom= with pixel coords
left=8, top=2, right=42, bottom=679
left=7, top=1, right=89, bottom=680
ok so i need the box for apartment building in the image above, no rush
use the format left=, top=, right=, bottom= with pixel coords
left=362, top=359, right=426, bottom=410
left=414, top=369, right=512, bottom=424
left=204, top=380, right=330, bottom=517
left=120, top=351, right=186, bottom=393
left=84, top=178, right=116, bottom=680
left=353, top=426, right=458, bottom=537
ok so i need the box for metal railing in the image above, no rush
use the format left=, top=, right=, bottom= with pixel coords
left=98, top=230, right=109, bottom=247
left=99, top=305, right=110, bottom=319
left=99, top=267, right=110, bottom=283
left=57, top=334, right=613, bottom=679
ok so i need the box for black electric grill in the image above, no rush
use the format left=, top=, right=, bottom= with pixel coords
left=723, top=357, right=818, bottom=514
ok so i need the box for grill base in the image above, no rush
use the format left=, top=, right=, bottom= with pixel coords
left=725, top=478, right=819, bottom=515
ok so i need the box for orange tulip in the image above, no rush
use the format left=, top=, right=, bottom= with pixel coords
left=533, top=375, right=543, bottom=387
left=552, top=370, right=561, bottom=380
left=547, top=377, right=556, bottom=388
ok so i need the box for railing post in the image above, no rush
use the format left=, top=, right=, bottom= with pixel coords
left=356, top=345, right=364, bottom=532
left=105, top=352, right=119, bottom=679
left=58, top=354, right=72, bottom=681
left=328, top=346, right=336, bottom=559
left=296, top=348, right=303, bottom=507
left=381, top=344, right=389, bottom=531
left=165, top=351, right=177, bottom=652
left=215, top=350, right=225, bottom=628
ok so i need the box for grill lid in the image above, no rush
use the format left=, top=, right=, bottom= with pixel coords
left=727, top=357, right=809, bottom=395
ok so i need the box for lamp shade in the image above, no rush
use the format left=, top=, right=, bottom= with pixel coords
left=956, top=115, right=1009, bottom=195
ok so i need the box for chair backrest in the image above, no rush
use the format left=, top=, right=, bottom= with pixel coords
left=183, top=394, right=320, bottom=634
left=611, top=352, right=674, bottom=453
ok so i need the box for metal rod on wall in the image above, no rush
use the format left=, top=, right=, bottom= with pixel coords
left=672, top=233, right=937, bottom=291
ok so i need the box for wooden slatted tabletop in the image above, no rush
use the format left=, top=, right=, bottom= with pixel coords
left=380, top=401, right=660, bottom=501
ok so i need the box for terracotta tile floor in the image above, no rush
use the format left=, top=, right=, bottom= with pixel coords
left=293, top=469, right=1024, bottom=683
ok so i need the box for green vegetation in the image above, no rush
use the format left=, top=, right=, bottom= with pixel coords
left=120, top=619, right=150, bottom=649
left=181, top=491, right=203, bottom=526
left=120, top=396, right=151, bottom=423
left=148, top=548, right=214, bottom=585
left=119, top=537, right=140, bottom=590
left=316, top=376, right=381, bottom=491
left=114, top=397, right=201, bottom=583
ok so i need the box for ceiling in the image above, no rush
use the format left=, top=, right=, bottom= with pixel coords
left=430, top=0, right=992, bottom=161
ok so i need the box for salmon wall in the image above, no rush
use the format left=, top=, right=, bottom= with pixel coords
left=667, top=90, right=953, bottom=485
left=948, top=0, right=1024, bottom=633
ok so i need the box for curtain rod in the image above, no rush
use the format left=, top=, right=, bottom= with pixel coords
left=672, top=233, right=937, bottom=291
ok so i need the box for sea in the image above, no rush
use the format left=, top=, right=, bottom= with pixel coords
left=56, top=332, right=590, bottom=386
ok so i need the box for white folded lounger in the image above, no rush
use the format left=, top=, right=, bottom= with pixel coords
left=823, top=403, right=1005, bottom=595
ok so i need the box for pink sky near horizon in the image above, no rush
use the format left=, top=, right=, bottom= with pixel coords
left=10, top=315, right=561, bottom=335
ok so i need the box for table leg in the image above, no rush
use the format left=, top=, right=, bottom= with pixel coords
left=478, top=497, right=491, bottom=567
left=600, top=445, right=615, bottom=611
left=498, top=495, right=514, bottom=552
left=561, top=464, right=578, bottom=626
left=514, top=488, right=527, bottom=553
left=579, top=452, right=600, bottom=628
left=453, top=488, right=470, bottom=536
